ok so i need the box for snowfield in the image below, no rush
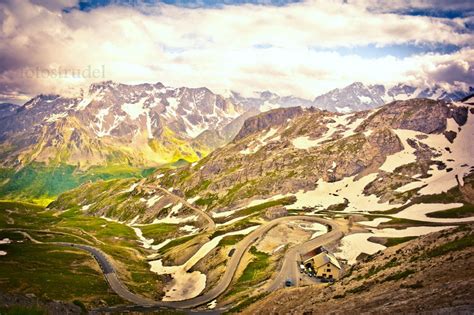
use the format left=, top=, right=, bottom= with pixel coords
left=383, top=112, right=474, bottom=196
left=336, top=226, right=454, bottom=264
left=379, top=129, right=418, bottom=172
left=146, top=195, right=163, bottom=208
left=291, top=174, right=402, bottom=212
left=393, top=203, right=474, bottom=223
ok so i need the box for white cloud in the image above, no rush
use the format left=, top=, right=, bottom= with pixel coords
left=0, top=0, right=472, bottom=102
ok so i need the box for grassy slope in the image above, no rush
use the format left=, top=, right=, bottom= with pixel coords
left=0, top=201, right=172, bottom=306
left=226, top=246, right=272, bottom=297
left=0, top=163, right=155, bottom=205
left=426, top=204, right=474, bottom=218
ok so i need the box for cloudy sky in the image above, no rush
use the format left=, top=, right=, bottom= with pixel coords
left=0, top=0, right=473, bottom=103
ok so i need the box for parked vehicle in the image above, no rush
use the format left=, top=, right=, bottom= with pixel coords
left=285, top=279, right=293, bottom=287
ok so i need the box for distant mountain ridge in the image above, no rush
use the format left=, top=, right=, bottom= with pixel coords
left=0, top=81, right=244, bottom=168
left=0, top=81, right=246, bottom=201
left=229, top=82, right=473, bottom=113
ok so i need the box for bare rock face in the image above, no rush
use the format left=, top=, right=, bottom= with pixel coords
left=356, top=99, right=450, bottom=134
left=450, top=105, right=468, bottom=126
left=234, top=106, right=304, bottom=140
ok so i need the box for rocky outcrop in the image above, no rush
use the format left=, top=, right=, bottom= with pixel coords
left=356, top=99, right=450, bottom=134
left=234, top=107, right=304, bottom=140
left=0, top=103, right=19, bottom=119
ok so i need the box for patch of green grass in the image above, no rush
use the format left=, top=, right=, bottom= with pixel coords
left=0, top=201, right=59, bottom=229
left=382, top=269, right=415, bottom=282
left=218, top=234, right=245, bottom=247
left=379, top=217, right=439, bottom=228
left=384, top=236, right=418, bottom=247
left=364, top=257, right=399, bottom=278
left=185, top=180, right=212, bottom=198
left=139, top=223, right=178, bottom=243
left=426, top=204, right=474, bottom=218
left=236, top=197, right=296, bottom=217
left=0, top=243, right=121, bottom=303
left=211, top=217, right=260, bottom=238
left=226, top=247, right=271, bottom=296
left=194, top=194, right=219, bottom=207
left=424, top=233, right=474, bottom=258
left=57, top=211, right=136, bottom=244
left=0, top=162, right=150, bottom=204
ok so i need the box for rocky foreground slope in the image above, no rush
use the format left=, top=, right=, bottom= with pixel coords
left=241, top=224, right=474, bottom=314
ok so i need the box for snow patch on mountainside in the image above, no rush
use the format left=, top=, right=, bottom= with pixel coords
left=379, top=129, right=419, bottom=172
left=386, top=112, right=474, bottom=195
left=121, top=99, right=147, bottom=120
left=291, top=174, right=402, bottom=212
left=44, top=112, right=67, bottom=123
left=336, top=225, right=454, bottom=264
left=393, top=203, right=474, bottom=223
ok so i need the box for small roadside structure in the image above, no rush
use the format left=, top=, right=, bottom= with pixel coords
left=301, top=246, right=342, bottom=280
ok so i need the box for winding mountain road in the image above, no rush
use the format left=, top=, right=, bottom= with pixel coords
left=152, top=185, right=216, bottom=231
left=53, top=215, right=343, bottom=309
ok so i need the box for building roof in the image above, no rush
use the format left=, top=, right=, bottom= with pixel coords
left=301, top=246, right=327, bottom=262
left=304, top=251, right=341, bottom=270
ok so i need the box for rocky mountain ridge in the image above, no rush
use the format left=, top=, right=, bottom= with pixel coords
left=0, top=81, right=245, bottom=168
left=229, top=82, right=473, bottom=113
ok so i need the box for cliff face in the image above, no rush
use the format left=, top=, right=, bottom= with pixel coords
left=234, top=106, right=304, bottom=141
left=241, top=225, right=474, bottom=315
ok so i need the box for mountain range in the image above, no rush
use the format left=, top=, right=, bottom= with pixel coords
left=229, top=82, right=473, bottom=113
left=0, top=81, right=245, bottom=201
left=54, top=97, right=474, bottom=224
left=0, top=80, right=472, bottom=202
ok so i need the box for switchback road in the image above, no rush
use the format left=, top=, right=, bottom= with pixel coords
left=54, top=215, right=343, bottom=309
